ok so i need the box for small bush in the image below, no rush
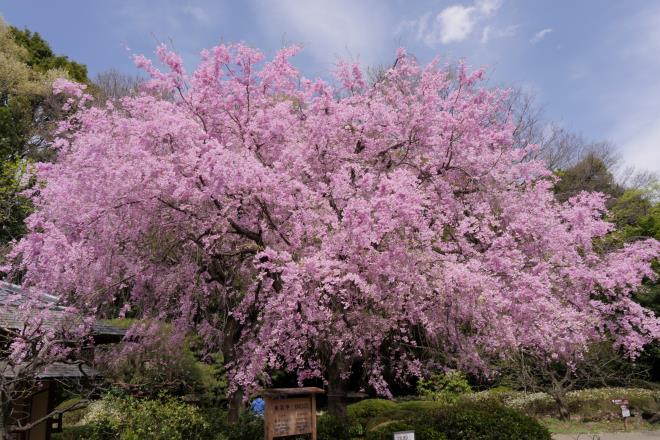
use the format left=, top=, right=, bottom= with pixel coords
left=80, top=393, right=209, bottom=440
left=465, top=387, right=660, bottom=420
left=487, top=385, right=513, bottom=394
left=395, top=400, right=446, bottom=412
left=426, top=400, right=551, bottom=440
left=416, top=371, right=472, bottom=402
left=366, top=420, right=446, bottom=440
left=52, top=425, right=105, bottom=440
left=354, top=398, right=549, bottom=440
left=96, top=323, right=213, bottom=399
left=57, top=398, right=88, bottom=427
left=317, top=414, right=354, bottom=440
left=218, top=412, right=264, bottom=440
left=499, top=391, right=555, bottom=415
left=564, top=387, right=660, bottom=419
left=348, top=398, right=398, bottom=427
left=358, top=400, right=445, bottom=431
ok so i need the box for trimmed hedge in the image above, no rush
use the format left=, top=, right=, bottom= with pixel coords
left=348, top=398, right=399, bottom=428
left=463, top=387, right=660, bottom=420
left=366, top=421, right=447, bottom=440
left=351, top=398, right=551, bottom=440
left=52, top=425, right=101, bottom=440
left=425, top=400, right=551, bottom=440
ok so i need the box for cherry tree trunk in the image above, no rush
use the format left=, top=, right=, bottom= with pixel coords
left=552, top=393, right=570, bottom=421
left=227, top=388, right=244, bottom=424
left=0, top=398, right=9, bottom=440
left=222, top=317, right=244, bottom=424
left=326, top=357, right=349, bottom=420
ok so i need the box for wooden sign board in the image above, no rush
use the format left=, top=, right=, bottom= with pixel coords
left=393, top=431, right=415, bottom=440
left=612, top=398, right=629, bottom=406
left=263, top=387, right=324, bottom=440
left=267, top=397, right=313, bottom=437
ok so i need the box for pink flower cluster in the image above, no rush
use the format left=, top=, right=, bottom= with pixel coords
left=8, top=44, right=659, bottom=396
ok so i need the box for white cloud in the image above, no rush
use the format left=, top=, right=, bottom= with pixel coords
left=436, top=5, right=477, bottom=44
left=398, top=0, right=505, bottom=46
left=476, top=0, right=502, bottom=15
left=250, top=0, right=389, bottom=65
left=530, top=28, right=552, bottom=44
left=183, top=5, right=210, bottom=24
left=480, top=26, right=492, bottom=43
left=498, top=24, right=519, bottom=38
left=479, top=24, right=517, bottom=43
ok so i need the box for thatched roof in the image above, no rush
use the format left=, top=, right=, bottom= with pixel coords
left=0, top=361, right=100, bottom=379
left=0, top=281, right=125, bottom=337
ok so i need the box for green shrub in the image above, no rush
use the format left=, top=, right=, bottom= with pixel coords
left=416, top=370, right=472, bottom=402
left=348, top=398, right=398, bottom=427
left=495, top=391, right=556, bottom=415
left=426, top=400, right=551, bottom=440
left=466, top=387, right=660, bottom=420
left=96, top=324, right=212, bottom=399
left=552, top=387, right=660, bottom=422
left=395, top=400, right=446, bottom=412
left=57, top=397, right=88, bottom=427
left=487, top=385, right=513, bottom=394
left=354, top=398, right=549, bottom=440
left=218, top=412, right=264, bottom=440
left=195, top=353, right=229, bottom=407
left=81, top=393, right=209, bottom=440
left=366, top=420, right=446, bottom=440
left=52, top=425, right=106, bottom=440
left=362, top=400, right=446, bottom=432
left=317, top=414, right=354, bottom=440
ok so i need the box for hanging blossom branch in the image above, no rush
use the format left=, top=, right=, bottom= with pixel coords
left=2, top=43, right=657, bottom=420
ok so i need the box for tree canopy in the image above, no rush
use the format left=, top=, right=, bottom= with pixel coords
left=8, top=26, right=88, bottom=84
left=554, top=153, right=623, bottom=205
left=3, top=44, right=659, bottom=418
left=0, top=18, right=89, bottom=248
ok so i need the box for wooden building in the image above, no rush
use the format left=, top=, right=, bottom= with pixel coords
left=0, top=281, right=124, bottom=440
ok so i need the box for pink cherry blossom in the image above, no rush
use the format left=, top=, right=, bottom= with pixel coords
left=6, top=44, right=659, bottom=403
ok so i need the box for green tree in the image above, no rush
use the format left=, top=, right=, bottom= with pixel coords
left=554, top=153, right=623, bottom=206
left=0, top=17, right=89, bottom=256
left=608, top=187, right=660, bottom=314
left=611, top=188, right=660, bottom=242
left=8, top=26, right=88, bottom=83
left=553, top=156, right=660, bottom=383
left=607, top=185, right=660, bottom=380
left=0, top=158, right=31, bottom=245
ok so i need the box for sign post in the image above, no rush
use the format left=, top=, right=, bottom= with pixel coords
left=393, top=431, right=415, bottom=440
left=611, top=398, right=631, bottom=431
left=263, top=387, right=325, bottom=440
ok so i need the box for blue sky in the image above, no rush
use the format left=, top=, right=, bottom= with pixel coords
left=2, top=0, right=659, bottom=173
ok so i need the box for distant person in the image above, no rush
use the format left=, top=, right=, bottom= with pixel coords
left=250, top=397, right=265, bottom=417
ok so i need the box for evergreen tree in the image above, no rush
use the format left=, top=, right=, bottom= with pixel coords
left=0, top=18, right=89, bottom=250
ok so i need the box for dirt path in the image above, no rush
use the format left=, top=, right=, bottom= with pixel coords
left=553, top=432, right=660, bottom=440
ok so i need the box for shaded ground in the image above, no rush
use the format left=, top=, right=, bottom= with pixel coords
left=553, top=432, right=660, bottom=440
